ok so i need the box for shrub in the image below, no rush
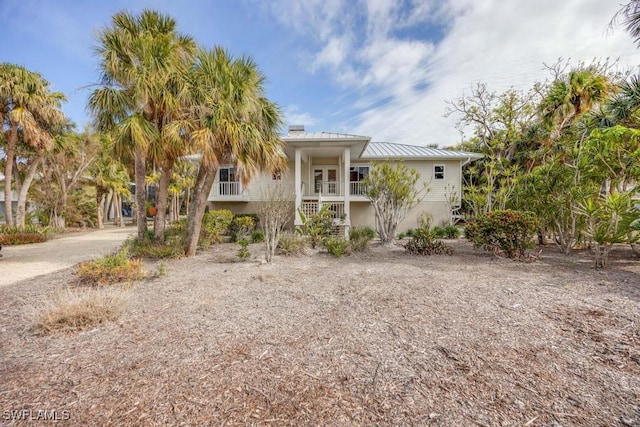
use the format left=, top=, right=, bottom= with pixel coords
left=349, top=226, right=376, bottom=252
left=430, top=226, right=447, bottom=238
left=237, top=238, right=251, bottom=260
left=325, top=236, right=350, bottom=257
left=34, top=288, right=128, bottom=335
left=403, top=227, right=453, bottom=255
left=443, top=225, right=460, bottom=239
left=127, top=236, right=185, bottom=259
left=231, top=215, right=256, bottom=242
left=397, top=232, right=407, bottom=240
left=298, top=204, right=334, bottom=249
left=251, top=229, right=265, bottom=243
left=277, top=231, right=307, bottom=256
left=76, top=248, right=145, bottom=286
left=0, top=224, right=49, bottom=245
left=200, top=209, right=234, bottom=245
left=465, top=210, right=538, bottom=259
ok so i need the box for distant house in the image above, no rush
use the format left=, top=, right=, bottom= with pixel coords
left=206, top=126, right=482, bottom=234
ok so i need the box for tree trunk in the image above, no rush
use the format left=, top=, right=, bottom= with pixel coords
left=15, top=155, right=42, bottom=226
left=134, top=147, right=148, bottom=239
left=105, top=190, right=113, bottom=221
left=185, top=165, right=216, bottom=256
left=3, top=126, right=18, bottom=226
left=97, top=188, right=105, bottom=229
left=154, top=158, right=175, bottom=242
left=117, top=193, right=125, bottom=227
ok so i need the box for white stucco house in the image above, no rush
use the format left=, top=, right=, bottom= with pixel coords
left=206, top=126, right=482, bottom=234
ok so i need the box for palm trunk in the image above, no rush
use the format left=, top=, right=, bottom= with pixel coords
left=154, top=158, right=174, bottom=242
left=97, top=187, right=105, bottom=229
left=3, top=126, right=18, bottom=226
left=185, top=165, right=216, bottom=256
left=15, top=155, right=42, bottom=226
left=134, top=147, right=148, bottom=239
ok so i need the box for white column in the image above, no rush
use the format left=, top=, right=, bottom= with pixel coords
left=294, top=148, right=302, bottom=226
left=343, top=146, right=350, bottom=238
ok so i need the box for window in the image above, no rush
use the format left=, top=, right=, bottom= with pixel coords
left=349, top=166, right=369, bottom=195
left=434, top=165, right=445, bottom=180
left=272, top=171, right=282, bottom=180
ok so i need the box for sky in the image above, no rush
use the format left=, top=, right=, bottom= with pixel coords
left=2, top=0, right=639, bottom=147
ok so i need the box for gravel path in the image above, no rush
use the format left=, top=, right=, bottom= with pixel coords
left=0, top=226, right=134, bottom=287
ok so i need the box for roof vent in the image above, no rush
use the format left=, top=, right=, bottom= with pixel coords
left=288, top=125, right=305, bottom=134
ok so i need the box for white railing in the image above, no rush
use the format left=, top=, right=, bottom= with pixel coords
left=298, top=202, right=345, bottom=220
left=216, top=181, right=241, bottom=196
left=300, top=202, right=318, bottom=218
left=350, top=181, right=366, bottom=196
left=314, top=181, right=343, bottom=196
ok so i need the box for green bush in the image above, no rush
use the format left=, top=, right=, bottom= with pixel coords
left=403, top=227, right=452, bottom=255
left=277, top=231, right=307, bottom=256
left=127, top=236, right=185, bottom=259
left=465, top=210, right=538, bottom=259
left=0, top=224, right=50, bottom=245
left=443, top=225, right=460, bottom=239
left=325, top=236, right=350, bottom=257
left=251, top=229, right=265, bottom=243
left=200, top=209, right=234, bottom=245
left=230, top=215, right=256, bottom=242
left=349, top=226, right=376, bottom=252
left=397, top=232, right=407, bottom=240
left=236, top=238, right=251, bottom=259
left=298, top=205, right=334, bottom=249
left=430, top=226, right=447, bottom=238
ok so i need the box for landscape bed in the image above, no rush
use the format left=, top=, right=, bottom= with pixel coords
left=0, top=240, right=638, bottom=426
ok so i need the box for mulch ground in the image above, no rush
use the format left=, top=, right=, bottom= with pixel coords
left=1, top=240, right=639, bottom=426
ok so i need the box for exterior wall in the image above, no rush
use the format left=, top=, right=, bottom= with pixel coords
left=350, top=200, right=450, bottom=232
left=209, top=158, right=464, bottom=232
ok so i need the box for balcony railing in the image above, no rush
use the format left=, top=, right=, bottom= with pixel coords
left=350, top=181, right=366, bottom=196
left=315, top=181, right=343, bottom=196
left=298, top=202, right=344, bottom=220
left=211, top=181, right=242, bottom=197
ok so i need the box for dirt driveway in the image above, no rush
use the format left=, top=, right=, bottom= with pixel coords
left=0, top=226, right=133, bottom=287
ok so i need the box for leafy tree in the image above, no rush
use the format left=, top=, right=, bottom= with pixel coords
left=363, top=161, right=427, bottom=246
left=0, top=63, right=66, bottom=226
left=89, top=9, right=196, bottom=240
left=34, top=129, right=101, bottom=228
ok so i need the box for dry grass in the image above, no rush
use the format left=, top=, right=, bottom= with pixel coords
left=33, top=288, right=128, bottom=335
left=76, top=248, right=145, bottom=286
left=1, top=240, right=639, bottom=426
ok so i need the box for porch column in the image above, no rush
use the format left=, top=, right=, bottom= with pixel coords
left=294, top=148, right=302, bottom=226
left=343, top=146, right=351, bottom=238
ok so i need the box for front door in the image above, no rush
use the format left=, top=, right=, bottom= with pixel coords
left=314, top=168, right=338, bottom=195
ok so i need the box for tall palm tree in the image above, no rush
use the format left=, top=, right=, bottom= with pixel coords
left=0, top=63, right=66, bottom=226
left=88, top=9, right=196, bottom=239
left=174, top=47, right=286, bottom=256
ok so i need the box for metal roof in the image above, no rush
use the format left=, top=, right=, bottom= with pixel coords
left=361, top=141, right=482, bottom=160
left=282, top=131, right=369, bottom=140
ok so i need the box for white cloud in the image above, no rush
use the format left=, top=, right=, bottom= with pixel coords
left=283, top=105, right=317, bottom=127
left=257, top=0, right=640, bottom=146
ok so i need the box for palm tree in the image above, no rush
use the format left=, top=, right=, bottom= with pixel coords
left=174, top=47, right=286, bottom=256
left=611, top=1, right=640, bottom=47
left=0, top=63, right=66, bottom=226
left=88, top=9, right=196, bottom=239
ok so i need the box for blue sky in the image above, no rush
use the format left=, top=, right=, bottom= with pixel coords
left=2, top=0, right=640, bottom=146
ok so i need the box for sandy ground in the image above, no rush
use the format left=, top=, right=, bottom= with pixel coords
left=0, top=239, right=639, bottom=426
left=0, top=226, right=134, bottom=287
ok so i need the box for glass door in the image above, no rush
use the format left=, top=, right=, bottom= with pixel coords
left=313, top=168, right=339, bottom=195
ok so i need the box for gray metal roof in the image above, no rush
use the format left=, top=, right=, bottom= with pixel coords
left=282, top=131, right=369, bottom=140
left=360, top=141, right=482, bottom=160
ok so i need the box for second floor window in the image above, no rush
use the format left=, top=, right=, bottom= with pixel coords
left=434, top=165, right=445, bottom=180
left=350, top=166, right=369, bottom=195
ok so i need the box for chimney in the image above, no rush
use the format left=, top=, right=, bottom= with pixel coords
left=288, top=125, right=305, bottom=134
